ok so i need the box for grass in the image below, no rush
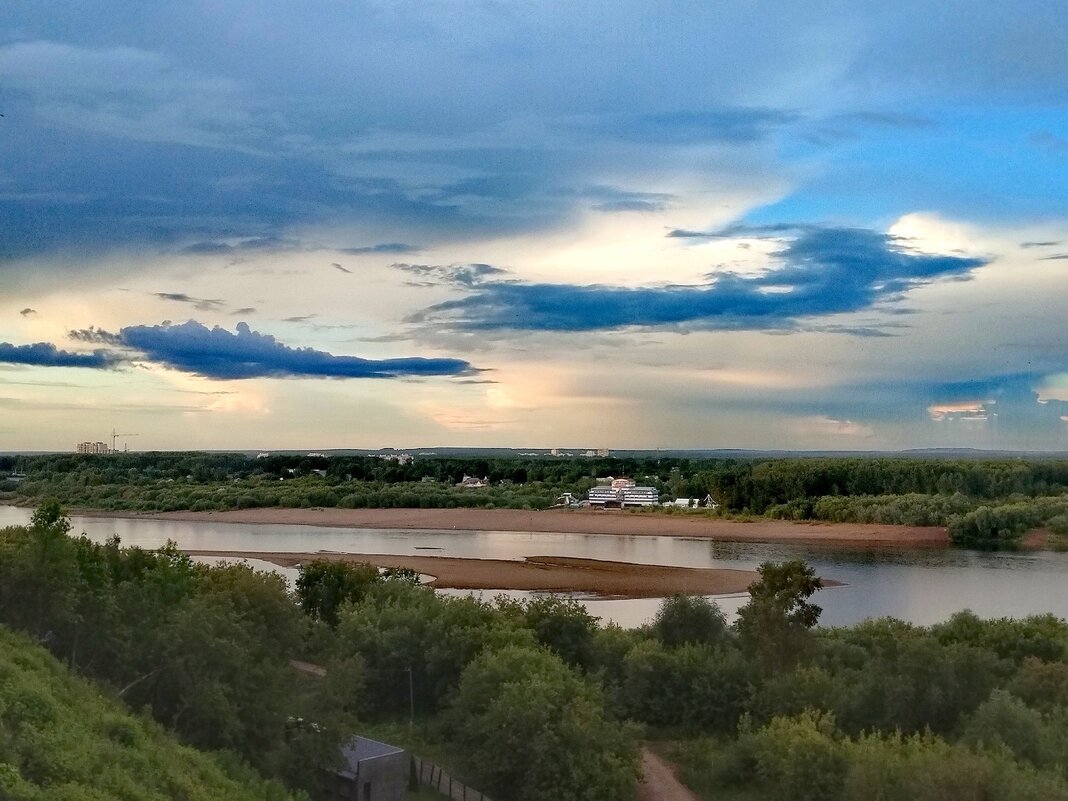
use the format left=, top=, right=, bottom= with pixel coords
left=408, top=788, right=450, bottom=801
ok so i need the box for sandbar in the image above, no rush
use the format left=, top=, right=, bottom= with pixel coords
left=183, top=550, right=777, bottom=599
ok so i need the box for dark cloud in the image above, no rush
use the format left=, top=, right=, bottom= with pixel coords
left=68, top=326, right=123, bottom=346
left=1039, top=254, right=1068, bottom=261
left=410, top=226, right=988, bottom=333
left=0, top=341, right=117, bottom=369
left=19, top=308, right=37, bottom=317
left=1020, top=241, right=1061, bottom=248
left=282, top=315, right=316, bottom=323
left=117, top=321, right=473, bottom=380
left=331, top=262, right=352, bottom=274
left=231, top=307, right=257, bottom=315
left=340, top=243, right=422, bottom=255
left=154, top=292, right=226, bottom=312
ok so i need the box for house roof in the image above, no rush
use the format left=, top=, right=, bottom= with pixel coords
left=339, top=736, right=405, bottom=778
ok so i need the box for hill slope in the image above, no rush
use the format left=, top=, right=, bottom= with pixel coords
left=0, top=625, right=302, bottom=801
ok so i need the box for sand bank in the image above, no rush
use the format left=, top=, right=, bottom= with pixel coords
left=184, top=549, right=776, bottom=599
left=91, top=506, right=949, bottom=546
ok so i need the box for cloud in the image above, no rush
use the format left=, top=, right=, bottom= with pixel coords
left=0, top=342, right=117, bottom=369
left=19, top=308, right=37, bottom=317
left=591, top=108, right=796, bottom=145
left=582, top=186, right=674, bottom=213
left=179, top=236, right=305, bottom=255
left=231, top=307, right=257, bottom=315
left=340, top=243, right=422, bottom=255
left=68, top=327, right=123, bottom=346
left=410, top=226, right=988, bottom=333
left=331, top=263, right=352, bottom=274
left=282, top=315, right=316, bottom=323
left=117, top=321, right=473, bottom=380
left=394, top=262, right=509, bottom=288
left=154, top=292, right=226, bottom=312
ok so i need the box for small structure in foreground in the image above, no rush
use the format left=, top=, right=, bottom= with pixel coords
left=326, top=736, right=408, bottom=801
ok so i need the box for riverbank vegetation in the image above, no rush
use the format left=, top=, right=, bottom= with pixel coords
left=5, top=452, right=1068, bottom=547
left=2, top=503, right=1068, bottom=799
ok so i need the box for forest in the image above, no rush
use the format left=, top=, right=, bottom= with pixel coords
left=2, top=502, right=1068, bottom=800
left=4, top=451, right=1068, bottom=547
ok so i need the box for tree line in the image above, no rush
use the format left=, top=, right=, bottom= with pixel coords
left=6, top=452, right=1068, bottom=547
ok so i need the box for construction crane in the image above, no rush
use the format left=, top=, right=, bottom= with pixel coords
left=111, top=429, right=139, bottom=453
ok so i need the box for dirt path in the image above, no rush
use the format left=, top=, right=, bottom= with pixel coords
left=637, top=747, right=700, bottom=801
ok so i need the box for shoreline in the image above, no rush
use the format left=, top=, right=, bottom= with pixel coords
left=183, top=550, right=794, bottom=599
left=71, top=506, right=951, bottom=547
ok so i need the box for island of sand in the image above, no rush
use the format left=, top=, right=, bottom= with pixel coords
left=183, top=550, right=785, bottom=598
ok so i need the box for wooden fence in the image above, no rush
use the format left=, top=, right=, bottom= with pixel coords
left=412, top=755, right=494, bottom=801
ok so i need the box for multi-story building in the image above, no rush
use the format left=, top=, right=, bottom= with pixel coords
left=76, top=442, right=110, bottom=454
left=588, top=477, right=659, bottom=507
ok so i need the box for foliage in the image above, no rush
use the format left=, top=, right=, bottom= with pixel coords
left=0, top=506, right=349, bottom=794
left=735, top=560, right=822, bottom=672
left=442, top=645, right=637, bottom=801
left=620, top=640, right=751, bottom=733
left=652, top=594, right=729, bottom=649
left=0, top=625, right=301, bottom=801
left=295, top=560, right=384, bottom=626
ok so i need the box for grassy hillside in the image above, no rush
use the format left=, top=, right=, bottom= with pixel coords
left=0, top=625, right=302, bottom=801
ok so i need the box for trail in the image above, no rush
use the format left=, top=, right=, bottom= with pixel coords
left=636, top=746, right=700, bottom=801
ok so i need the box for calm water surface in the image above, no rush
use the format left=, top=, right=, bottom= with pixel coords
left=3, top=506, right=1066, bottom=628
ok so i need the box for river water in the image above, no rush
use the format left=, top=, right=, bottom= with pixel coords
left=3, top=506, right=1066, bottom=628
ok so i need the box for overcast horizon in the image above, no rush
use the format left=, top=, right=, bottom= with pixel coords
left=1, top=2, right=1066, bottom=452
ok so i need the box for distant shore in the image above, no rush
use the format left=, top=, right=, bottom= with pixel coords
left=76, top=506, right=951, bottom=547
left=182, top=550, right=773, bottom=598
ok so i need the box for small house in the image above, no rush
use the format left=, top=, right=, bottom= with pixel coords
left=325, top=736, right=408, bottom=801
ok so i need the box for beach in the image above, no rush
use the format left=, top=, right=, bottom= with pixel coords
left=87, top=506, right=950, bottom=546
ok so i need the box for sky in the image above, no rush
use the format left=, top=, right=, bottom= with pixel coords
left=1, top=1, right=1066, bottom=452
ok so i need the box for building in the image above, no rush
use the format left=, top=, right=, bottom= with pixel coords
left=325, top=736, right=408, bottom=801
left=76, top=442, right=110, bottom=454
left=588, top=477, right=659, bottom=508
left=456, top=475, right=489, bottom=488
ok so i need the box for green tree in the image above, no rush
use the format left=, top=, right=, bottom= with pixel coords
left=735, top=560, right=823, bottom=672
left=295, top=560, right=382, bottom=626
left=443, top=645, right=637, bottom=801
left=652, top=594, right=728, bottom=648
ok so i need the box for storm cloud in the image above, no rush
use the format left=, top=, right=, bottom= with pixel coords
left=118, top=321, right=474, bottom=380
left=411, top=226, right=989, bottom=332
left=0, top=342, right=117, bottom=369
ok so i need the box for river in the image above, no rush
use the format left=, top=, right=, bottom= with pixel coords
left=2, top=506, right=1066, bottom=628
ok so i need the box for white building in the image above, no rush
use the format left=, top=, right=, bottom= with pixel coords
left=588, top=478, right=658, bottom=508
